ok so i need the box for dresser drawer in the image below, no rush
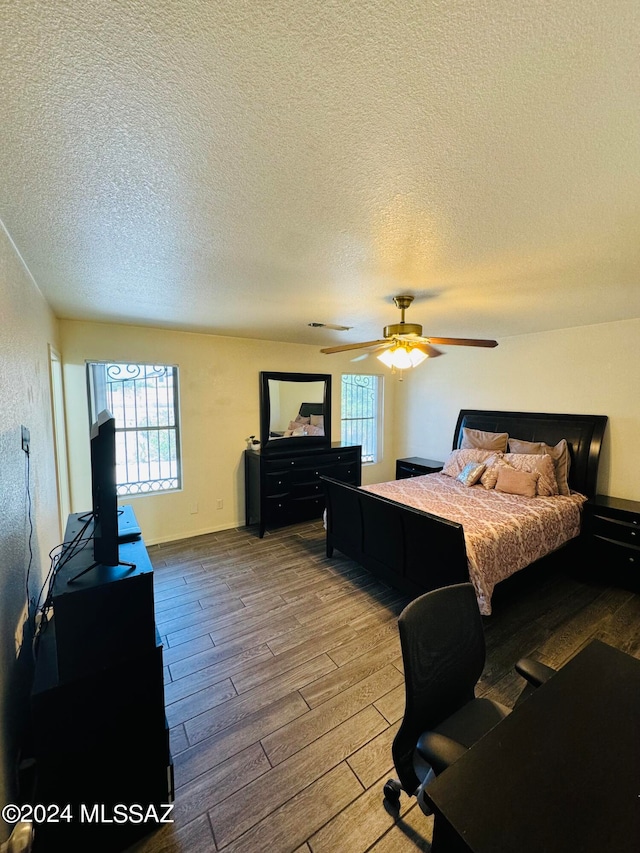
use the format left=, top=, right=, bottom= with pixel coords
left=592, top=536, right=640, bottom=571
left=329, top=450, right=359, bottom=466
left=265, top=470, right=292, bottom=495
left=396, top=458, right=443, bottom=479
left=264, top=495, right=294, bottom=526
left=329, top=460, right=360, bottom=483
left=291, top=494, right=325, bottom=521
left=592, top=514, right=640, bottom=547
left=291, top=479, right=325, bottom=499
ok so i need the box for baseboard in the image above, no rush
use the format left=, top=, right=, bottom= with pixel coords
left=144, top=519, right=246, bottom=546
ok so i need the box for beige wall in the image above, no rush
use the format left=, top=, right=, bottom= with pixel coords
left=60, top=320, right=398, bottom=544
left=397, top=318, right=640, bottom=500
left=0, top=225, right=60, bottom=840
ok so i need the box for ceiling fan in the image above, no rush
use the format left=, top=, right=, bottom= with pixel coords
left=320, top=295, right=497, bottom=370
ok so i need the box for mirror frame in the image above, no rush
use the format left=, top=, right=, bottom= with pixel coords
left=260, top=371, right=332, bottom=452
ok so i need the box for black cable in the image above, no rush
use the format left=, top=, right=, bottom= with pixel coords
left=33, top=516, right=94, bottom=645
left=24, top=448, right=35, bottom=621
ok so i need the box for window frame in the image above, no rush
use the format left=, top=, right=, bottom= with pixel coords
left=86, top=360, right=182, bottom=497
left=340, top=373, right=383, bottom=464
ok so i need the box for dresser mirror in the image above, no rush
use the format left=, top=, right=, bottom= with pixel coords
left=259, top=371, right=332, bottom=451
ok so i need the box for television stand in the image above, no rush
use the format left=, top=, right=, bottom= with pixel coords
left=67, top=558, right=135, bottom=584
left=30, top=509, right=173, bottom=852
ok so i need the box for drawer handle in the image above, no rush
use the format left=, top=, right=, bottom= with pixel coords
left=631, top=531, right=637, bottom=537
left=629, top=556, right=635, bottom=563
left=315, top=471, right=319, bottom=475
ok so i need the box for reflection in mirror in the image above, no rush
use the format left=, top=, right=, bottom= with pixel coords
left=268, top=380, right=325, bottom=437
left=260, top=372, right=332, bottom=451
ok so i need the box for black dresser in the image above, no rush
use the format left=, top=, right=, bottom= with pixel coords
left=584, top=494, right=640, bottom=588
left=245, top=442, right=361, bottom=537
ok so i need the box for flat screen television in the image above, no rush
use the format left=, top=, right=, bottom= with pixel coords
left=90, top=409, right=119, bottom=566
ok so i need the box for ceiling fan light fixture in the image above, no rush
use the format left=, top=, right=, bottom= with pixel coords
left=377, top=343, right=428, bottom=370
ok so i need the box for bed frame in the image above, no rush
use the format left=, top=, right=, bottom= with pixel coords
left=322, top=409, right=608, bottom=599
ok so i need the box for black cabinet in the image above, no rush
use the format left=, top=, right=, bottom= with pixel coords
left=245, top=443, right=361, bottom=537
left=30, top=511, right=172, bottom=852
left=584, top=495, right=640, bottom=587
left=396, top=457, right=443, bottom=479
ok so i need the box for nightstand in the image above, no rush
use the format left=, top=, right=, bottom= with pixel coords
left=584, top=495, right=640, bottom=586
left=396, top=457, right=443, bottom=479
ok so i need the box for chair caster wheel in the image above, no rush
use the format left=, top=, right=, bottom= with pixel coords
left=383, top=778, right=402, bottom=803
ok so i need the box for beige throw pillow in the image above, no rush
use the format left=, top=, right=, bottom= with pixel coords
left=461, top=427, right=509, bottom=452
left=508, top=437, right=571, bottom=496
left=495, top=467, right=538, bottom=498
left=502, top=453, right=559, bottom=497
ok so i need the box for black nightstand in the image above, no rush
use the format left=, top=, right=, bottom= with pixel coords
left=584, top=495, right=640, bottom=587
left=396, top=457, right=443, bottom=479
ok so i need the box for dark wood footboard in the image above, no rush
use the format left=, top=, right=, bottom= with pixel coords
left=321, top=476, right=469, bottom=596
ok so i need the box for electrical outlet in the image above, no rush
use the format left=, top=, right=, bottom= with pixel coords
left=216, top=499, right=223, bottom=509
left=189, top=502, right=198, bottom=514
left=21, top=425, right=30, bottom=454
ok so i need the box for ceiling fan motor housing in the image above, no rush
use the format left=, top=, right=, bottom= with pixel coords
left=383, top=322, right=423, bottom=338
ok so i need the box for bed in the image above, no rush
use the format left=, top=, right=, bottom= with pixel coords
left=322, top=409, right=607, bottom=614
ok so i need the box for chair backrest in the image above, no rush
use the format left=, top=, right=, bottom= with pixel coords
left=393, top=583, right=485, bottom=792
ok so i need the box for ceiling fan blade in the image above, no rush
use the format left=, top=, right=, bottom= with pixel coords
left=320, top=339, right=389, bottom=354
left=308, top=322, right=353, bottom=331
left=426, top=337, right=498, bottom=348
left=412, top=342, right=443, bottom=358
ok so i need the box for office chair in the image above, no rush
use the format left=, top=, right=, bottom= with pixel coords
left=383, top=583, right=555, bottom=814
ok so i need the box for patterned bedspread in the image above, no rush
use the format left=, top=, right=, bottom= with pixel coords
left=361, top=473, right=586, bottom=615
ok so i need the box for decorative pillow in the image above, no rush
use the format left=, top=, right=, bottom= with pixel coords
left=305, top=423, right=324, bottom=436
left=442, top=448, right=497, bottom=478
left=310, top=414, right=324, bottom=428
left=294, top=415, right=311, bottom=424
left=460, top=427, right=509, bottom=452
left=480, top=456, right=512, bottom=489
left=456, top=462, right=486, bottom=487
left=508, top=437, right=571, bottom=496
left=502, top=453, right=558, bottom=497
left=495, top=467, right=538, bottom=498
left=284, top=426, right=308, bottom=436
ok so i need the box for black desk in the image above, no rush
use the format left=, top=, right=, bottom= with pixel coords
left=426, top=640, right=640, bottom=853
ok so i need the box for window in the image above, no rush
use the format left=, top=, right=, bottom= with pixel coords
left=87, top=362, right=181, bottom=496
left=341, top=374, right=382, bottom=463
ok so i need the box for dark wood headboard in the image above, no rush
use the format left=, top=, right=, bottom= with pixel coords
left=452, top=410, right=608, bottom=498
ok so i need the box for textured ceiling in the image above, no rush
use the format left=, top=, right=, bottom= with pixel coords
left=2, top=0, right=639, bottom=347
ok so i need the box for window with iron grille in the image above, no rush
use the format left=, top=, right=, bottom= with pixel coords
left=341, top=374, right=382, bottom=464
left=87, top=362, right=182, bottom=496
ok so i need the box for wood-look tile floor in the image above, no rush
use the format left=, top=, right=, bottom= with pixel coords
left=128, top=520, right=640, bottom=853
